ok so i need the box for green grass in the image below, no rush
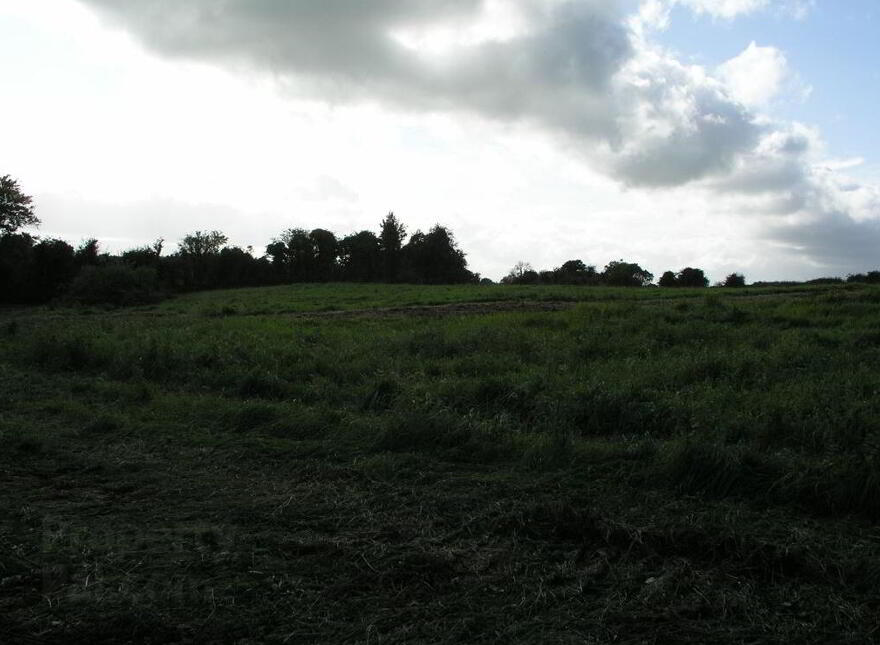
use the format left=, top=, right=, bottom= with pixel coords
left=3, top=283, right=880, bottom=642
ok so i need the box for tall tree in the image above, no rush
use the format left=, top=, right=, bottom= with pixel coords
left=265, top=240, right=288, bottom=281
left=178, top=230, right=228, bottom=257
left=29, top=239, right=76, bottom=301
left=75, top=239, right=101, bottom=268
left=177, top=230, right=228, bottom=290
left=0, top=233, right=35, bottom=302
left=279, top=228, right=314, bottom=282
left=309, top=228, right=338, bottom=282
left=403, top=225, right=471, bottom=284
left=339, top=231, right=381, bottom=282
left=379, top=212, right=406, bottom=282
left=0, top=175, right=40, bottom=235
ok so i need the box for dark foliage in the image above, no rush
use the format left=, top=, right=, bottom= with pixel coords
left=74, top=238, right=102, bottom=269
left=29, top=238, right=77, bottom=302
left=847, top=271, right=880, bottom=284
left=601, top=260, right=654, bottom=287
left=659, top=271, right=677, bottom=288
left=658, top=267, right=709, bottom=288
left=379, top=212, right=407, bottom=282
left=339, top=230, right=382, bottom=282
left=67, top=264, right=163, bottom=307
left=503, top=259, right=630, bottom=287
left=0, top=207, right=482, bottom=305
left=0, top=233, right=36, bottom=302
left=677, top=267, right=710, bottom=288
left=806, top=277, right=844, bottom=285
left=401, top=225, right=473, bottom=284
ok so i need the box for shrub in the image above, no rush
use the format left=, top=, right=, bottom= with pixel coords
left=67, top=264, right=163, bottom=307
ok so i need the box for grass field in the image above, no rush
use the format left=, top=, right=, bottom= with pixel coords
left=3, top=282, right=880, bottom=643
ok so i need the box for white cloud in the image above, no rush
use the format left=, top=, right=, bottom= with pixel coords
left=821, top=157, right=865, bottom=172
left=679, top=0, right=815, bottom=20
left=634, top=0, right=815, bottom=29
left=607, top=48, right=759, bottom=186
left=677, top=0, right=769, bottom=20
left=717, top=42, right=811, bottom=109
left=717, top=42, right=789, bottom=107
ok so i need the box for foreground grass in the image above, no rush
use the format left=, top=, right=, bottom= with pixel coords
left=3, top=283, right=880, bottom=642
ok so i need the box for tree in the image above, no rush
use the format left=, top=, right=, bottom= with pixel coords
left=122, top=239, right=163, bottom=268
left=178, top=230, right=228, bottom=257
left=0, top=233, right=35, bottom=303
left=177, top=231, right=228, bottom=290
left=559, top=259, right=587, bottom=274
left=379, top=212, right=407, bottom=282
left=279, top=228, right=314, bottom=282
left=75, top=239, right=101, bottom=268
left=722, top=273, right=746, bottom=288
left=339, top=230, right=381, bottom=282
left=848, top=271, right=880, bottom=284
left=658, top=271, right=677, bottom=288
left=214, top=246, right=267, bottom=288
left=29, top=238, right=76, bottom=301
left=402, top=225, right=472, bottom=284
left=556, top=259, right=599, bottom=285
left=309, top=228, right=338, bottom=282
left=265, top=240, right=288, bottom=281
left=602, top=260, right=653, bottom=287
left=0, top=175, right=40, bottom=235
left=502, top=261, right=534, bottom=284
left=676, top=267, right=709, bottom=288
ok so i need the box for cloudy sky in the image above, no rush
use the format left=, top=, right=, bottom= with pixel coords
left=1, top=0, right=878, bottom=281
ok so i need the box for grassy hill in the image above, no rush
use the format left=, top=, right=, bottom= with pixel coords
left=3, top=283, right=880, bottom=643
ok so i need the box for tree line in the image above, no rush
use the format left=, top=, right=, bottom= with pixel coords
left=0, top=175, right=478, bottom=305
left=4, top=174, right=880, bottom=306
left=501, top=260, right=749, bottom=289
left=501, top=257, right=880, bottom=290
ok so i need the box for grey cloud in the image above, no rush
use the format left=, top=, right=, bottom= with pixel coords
left=766, top=210, right=880, bottom=274
left=82, top=0, right=629, bottom=135
left=717, top=160, right=806, bottom=196
left=83, top=0, right=483, bottom=67
left=710, top=136, right=811, bottom=196
left=80, top=0, right=756, bottom=185
left=708, top=122, right=880, bottom=271
left=744, top=152, right=880, bottom=273
left=711, top=128, right=815, bottom=198
left=610, top=98, right=759, bottom=187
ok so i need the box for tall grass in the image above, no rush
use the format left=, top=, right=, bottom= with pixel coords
left=5, top=283, right=880, bottom=517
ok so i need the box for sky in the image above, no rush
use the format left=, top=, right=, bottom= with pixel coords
left=0, top=0, right=878, bottom=282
